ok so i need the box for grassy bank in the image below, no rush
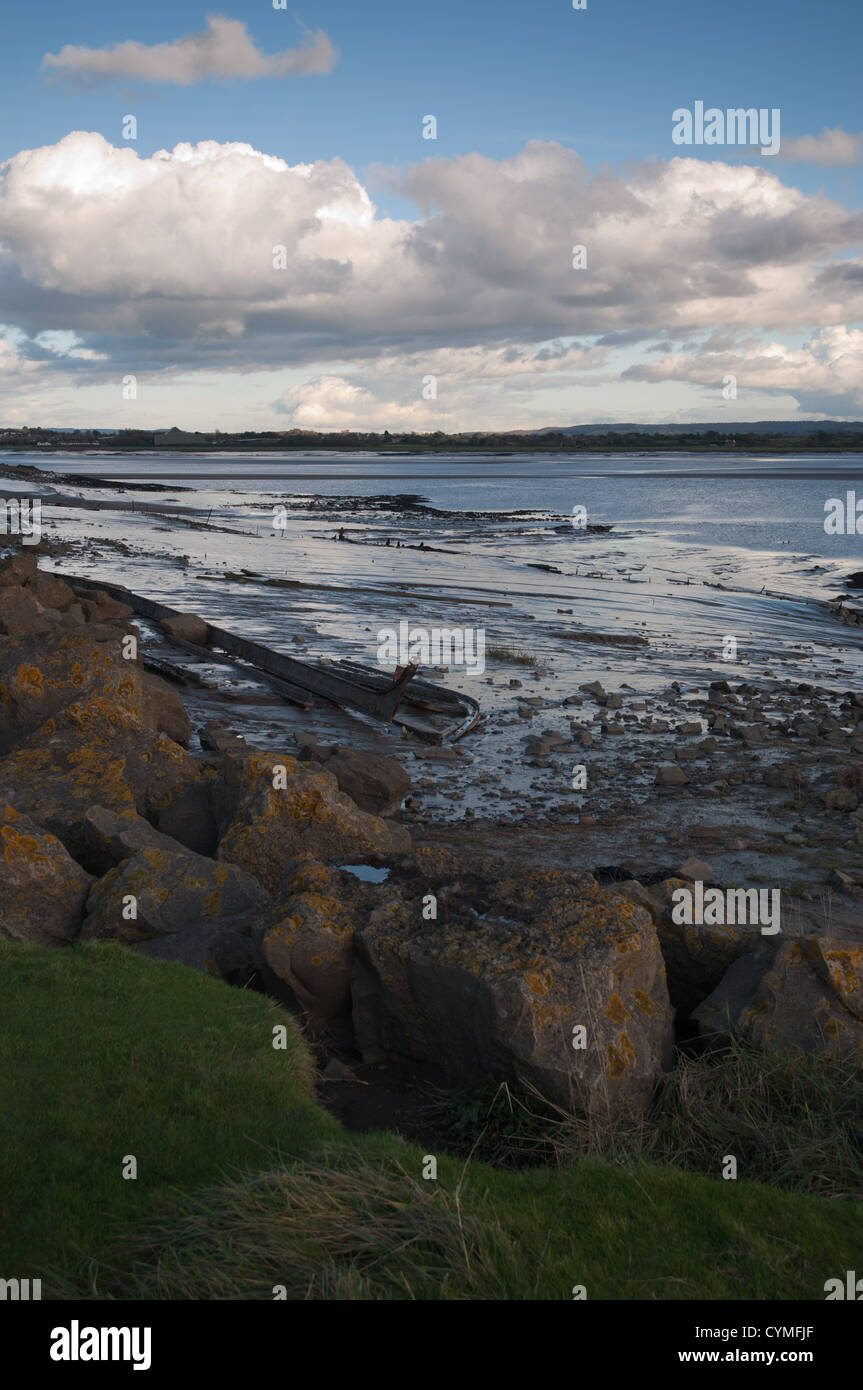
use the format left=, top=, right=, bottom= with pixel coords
left=1, top=941, right=860, bottom=1300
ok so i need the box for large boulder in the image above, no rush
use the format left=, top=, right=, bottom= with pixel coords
left=0, top=803, right=93, bottom=944
left=0, top=699, right=205, bottom=861
left=693, top=938, right=863, bottom=1061
left=0, top=624, right=191, bottom=754
left=83, top=844, right=268, bottom=944
left=213, top=752, right=410, bottom=894
left=352, top=862, right=674, bottom=1119
left=296, top=742, right=410, bottom=818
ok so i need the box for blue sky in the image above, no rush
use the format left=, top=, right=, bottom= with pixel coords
left=1, top=0, right=862, bottom=429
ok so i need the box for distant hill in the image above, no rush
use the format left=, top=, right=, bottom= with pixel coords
left=522, top=420, right=863, bottom=437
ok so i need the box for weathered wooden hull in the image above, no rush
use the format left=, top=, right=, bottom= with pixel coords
left=64, top=573, right=479, bottom=741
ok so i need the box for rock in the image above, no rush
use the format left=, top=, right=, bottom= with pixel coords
left=679, top=721, right=702, bottom=735
left=258, top=858, right=363, bottom=1029
left=0, top=587, right=51, bottom=637
left=212, top=752, right=411, bottom=894
left=352, top=863, right=674, bottom=1119
left=0, top=625, right=179, bottom=756
left=678, top=857, right=714, bottom=882
left=651, top=878, right=762, bottom=1017
left=160, top=613, right=209, bottom=646
left=694, top=939, right=863, bottom=1061
left=579, top=681, right=606, bottom=700
left=0, top=698, right=204, bottom=860
left=153, top=775, right=219, bottom=856
left=656, top=764, right=690, bottom=787
left=141, top=671, right=192, bottom=747
left=83, top=844, right=268, bottom=944
left=297, top=745, right=411, bottom=818
left=818, top=940, right=863, bottom=1021
left=614, top=879, right=664, bottom=920
left=78, top=804, right=182, bottom=876
left=79, top=590, right=133, bottom=624
left=200, top=720, right=245, bottom=752
left=134, top=923, right=257, bottom=984
left=0, top=803, right=93, bottom=944
left=30, top=572, right=77, bottom=613
left=0, top=554, right=38, bottom=587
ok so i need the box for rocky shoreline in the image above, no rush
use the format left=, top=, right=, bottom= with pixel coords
left=2, top=551, right=862, bottom=1137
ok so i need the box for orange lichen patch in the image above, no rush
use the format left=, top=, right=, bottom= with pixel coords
left=631, top=989, right=658, bottom=1016
left=606, top=1031, right=636, bottom=1078
left=1, top=822, right=55, bottom=874
left=15, top=665, right=44, bottom=695
left=822, top=1015, right=846, bottom=1037
left=607, top=993, right=631, bottom=1025
left=525, top=969, right=552, bottom=997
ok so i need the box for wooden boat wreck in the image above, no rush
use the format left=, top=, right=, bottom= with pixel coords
left=65, top=574, right=480, bottom=744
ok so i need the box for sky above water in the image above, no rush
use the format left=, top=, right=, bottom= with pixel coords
left=1, top=0, right=862, bottom=431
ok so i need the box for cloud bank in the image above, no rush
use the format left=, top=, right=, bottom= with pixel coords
left=1, top=132, right=862, bottom=417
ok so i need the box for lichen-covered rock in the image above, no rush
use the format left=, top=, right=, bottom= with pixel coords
left=817, top=939, right=863, bottom=1023
left=213, top=752, right=410, bottom=894
left=693, top=938, right=863, bottom=1061
left=352, top=863, right=674, bottom=1119
left=257, top=856, right=365, bottom=1028
left=0, top=621, right=191, bottom=755
left=297, top=743, right=411, bottom=818
left=78, top=804, right=184, bottom=876
left=83, top=844, right=268, bottom=944
left=0, top=803, right=93, bottom=944
left=0, top=699, right=205, bottom=860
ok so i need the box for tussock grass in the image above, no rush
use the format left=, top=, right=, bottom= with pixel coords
left=485, top=645, right=538, bottom=665
left=61, top=1152, right=519, bottom=1301
left=435, top=1042, right=863, bottom=1200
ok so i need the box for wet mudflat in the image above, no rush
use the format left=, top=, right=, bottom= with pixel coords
left=7, top=447, right=863, bottom=903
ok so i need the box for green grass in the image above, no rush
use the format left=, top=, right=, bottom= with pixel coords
left=2, top=941, right=861, bottom=1300
left=0, top=940, right=336, bottom=1280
